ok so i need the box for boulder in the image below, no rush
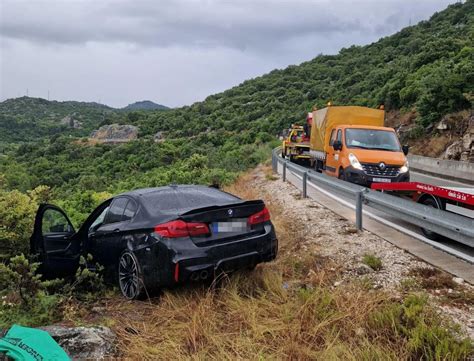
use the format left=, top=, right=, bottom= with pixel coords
left=90, top=124, right=138, bottom=143
left=443, top=140, right=463, bottom=160
left=60, top=115, right=82, bottom=129
left=39, top=326, right=116, bottom=360
left=154, top=131, right=165, bottom=143
left=436, top=117, right=449, bottom=131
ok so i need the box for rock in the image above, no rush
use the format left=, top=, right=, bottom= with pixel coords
left=39, top=326, right=116, bottom=360
left=452, top=277, right=464, bottom=285
left=60, top=115, right=82, bottom=129
left=436, top=117, right=449, bottom=131
left=90, top=124, right=138, bottom=143
left=443, top=140, right=463, bottom=160
left=154, top=131, right=165, bottom=143
left=333, top=281, right=343, bottom=287
left=354, top=263, right=374, bottom=275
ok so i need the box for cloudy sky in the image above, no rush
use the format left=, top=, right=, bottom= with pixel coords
left=0, top=0, right=456, bottom=108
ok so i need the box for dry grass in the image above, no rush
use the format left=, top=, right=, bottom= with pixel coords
left=98, top=169, right=472, bottom=360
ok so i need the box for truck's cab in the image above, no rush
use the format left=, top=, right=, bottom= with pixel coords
left=325, top=125, right=410, bottom=185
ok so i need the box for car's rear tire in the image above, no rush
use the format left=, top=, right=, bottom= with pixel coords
left=118, top=250, right=146, bottom=300
left=419, top=197, right=442, bottom=241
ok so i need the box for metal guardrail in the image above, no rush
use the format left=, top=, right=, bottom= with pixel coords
left=272, top=147, right=474, bottom=247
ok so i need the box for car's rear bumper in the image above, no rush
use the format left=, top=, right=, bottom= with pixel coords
left=159, top=223, right=278, bottom=286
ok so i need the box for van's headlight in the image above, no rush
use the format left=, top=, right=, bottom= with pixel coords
left=348, top=153, right=363, bottom=170
left=400, top=161, right=409, bottom=173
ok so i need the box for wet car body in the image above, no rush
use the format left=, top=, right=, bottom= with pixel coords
left=31, top=185, right=278, bottom=299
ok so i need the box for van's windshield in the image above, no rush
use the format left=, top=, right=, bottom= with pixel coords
left=345, top=129, right=401, bottom=152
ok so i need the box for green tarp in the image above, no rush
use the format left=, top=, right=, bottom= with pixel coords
left=0, top=325, right=70, bottom=361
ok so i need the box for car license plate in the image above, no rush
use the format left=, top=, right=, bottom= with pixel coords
left=212, top=219, right=248, bottom=233
left=372, top=177, right=391, bottom=183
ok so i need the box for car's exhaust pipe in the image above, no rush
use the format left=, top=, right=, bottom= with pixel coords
left=200, top=270, right=209, bottom=280
left=190, top=272, right=200, bottom=281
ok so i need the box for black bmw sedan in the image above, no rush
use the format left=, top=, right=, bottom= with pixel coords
left=30, top=185, right=278, bottom=299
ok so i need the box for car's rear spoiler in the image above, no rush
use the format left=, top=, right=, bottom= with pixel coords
left=179, top=200, right=265, bottom=217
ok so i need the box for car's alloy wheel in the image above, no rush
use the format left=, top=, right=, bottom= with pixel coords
left=118, top=251, right=144, bottom=300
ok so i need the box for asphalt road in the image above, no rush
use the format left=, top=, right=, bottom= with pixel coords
left=277, top=161, right=474, bottom=264
left=411, top=170, right=472, bottom=189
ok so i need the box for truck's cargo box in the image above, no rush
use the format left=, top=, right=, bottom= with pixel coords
left=310, top=106, right=385, bottom=152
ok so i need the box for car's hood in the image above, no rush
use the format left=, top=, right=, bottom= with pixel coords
left=348, top=149, right=406, bottom=166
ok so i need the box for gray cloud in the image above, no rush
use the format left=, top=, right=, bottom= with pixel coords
left=0, top=0, right=431, bottom=51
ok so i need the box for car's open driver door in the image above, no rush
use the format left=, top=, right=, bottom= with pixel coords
left=30, top=204, right=80, bottom=276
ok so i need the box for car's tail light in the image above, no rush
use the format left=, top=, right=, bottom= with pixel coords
left=154, top=220, right=210, bottom=238
left=248, top=207, right=271, bottom=225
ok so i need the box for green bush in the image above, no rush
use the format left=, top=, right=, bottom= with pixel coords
left=370, top=293, right=472, bottom=360
left=362, top=254, right=383, bottom=271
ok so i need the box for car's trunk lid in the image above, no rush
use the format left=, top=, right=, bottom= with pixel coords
left=180, top=200, right=265, bottom=246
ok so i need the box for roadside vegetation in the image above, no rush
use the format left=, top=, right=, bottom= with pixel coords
left=0, top=167, right=472, bottom=358
left=106, top=171, right=471, bottom=359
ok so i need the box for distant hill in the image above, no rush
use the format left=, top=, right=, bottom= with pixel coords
left=123, top=101, right=169, bottom=111
left=0, top=97, right=124, bottom=142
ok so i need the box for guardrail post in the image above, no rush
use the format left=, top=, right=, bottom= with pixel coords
left=272, top=153, right=277, bottom=174
left=355, top=190, right=363, bottom=230
left=302, top=171, right=307, bottom=198
left=282, top=162, right=287, bottom=182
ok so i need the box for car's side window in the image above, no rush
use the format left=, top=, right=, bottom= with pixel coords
left=122, top=200, right=138, bottom=222
left=42, top=208, right=73, bottom=234
left=329, top=129, right=336, bottom=146
left=104, top=198, right=128, bottom=224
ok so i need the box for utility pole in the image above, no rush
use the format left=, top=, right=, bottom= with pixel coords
left=26, top=88, right=29, bottom=97
left=47, top=90, right=50, bottom=101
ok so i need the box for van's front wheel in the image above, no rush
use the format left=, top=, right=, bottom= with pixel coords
left=338, top=168, right=346, bottom=181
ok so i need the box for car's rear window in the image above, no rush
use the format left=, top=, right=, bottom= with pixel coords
left=142, top=187, right=240, bottom=215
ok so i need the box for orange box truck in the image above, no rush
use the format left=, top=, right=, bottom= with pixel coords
left=309, top=105, right=410, bottom=186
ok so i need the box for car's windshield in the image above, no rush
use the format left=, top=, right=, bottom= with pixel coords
left=345, top=129, right=401, bottom=152
left=89, top=206, right=109, bottom=232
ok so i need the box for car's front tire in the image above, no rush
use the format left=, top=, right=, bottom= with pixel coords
left=118, top=250, right=146, bottom=300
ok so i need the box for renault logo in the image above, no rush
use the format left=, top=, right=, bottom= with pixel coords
left=378, top=162, right=386, bottom=170
left=227, top=209, right=233, bottom=217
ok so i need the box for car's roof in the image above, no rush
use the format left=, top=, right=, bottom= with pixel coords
left=118, top=185, right=242, bottom=217
left=120, top=185, right=214, bottom=197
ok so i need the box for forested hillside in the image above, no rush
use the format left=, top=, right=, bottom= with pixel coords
left=0, top=97, right=125, bottom=143
left=0, top=0, right=472, bottom=231
left=123, top=100, right=169, bottom=111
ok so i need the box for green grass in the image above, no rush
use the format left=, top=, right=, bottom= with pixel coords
left=362, top=254, right=383, bottom=271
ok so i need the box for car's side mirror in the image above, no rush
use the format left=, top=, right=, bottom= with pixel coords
left=333, top=140, right=343, bottom=151
left=402, top=145, right=409, bottom=155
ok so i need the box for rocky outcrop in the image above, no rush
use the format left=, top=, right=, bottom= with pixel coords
left=90, top=124, right=138, bottom=143
left=154, top=131, right=165, bottom=143
left=40, top=326, right=116, bottom=360
left=442, top=115, right=473, bottom=162
left=60, top=115, right=82, bottom=129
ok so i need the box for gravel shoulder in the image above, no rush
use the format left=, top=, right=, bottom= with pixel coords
left=249, top=164, right=474, bottom=339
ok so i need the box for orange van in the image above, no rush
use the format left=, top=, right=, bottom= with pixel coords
left=309, top=106, right=409, bottom=186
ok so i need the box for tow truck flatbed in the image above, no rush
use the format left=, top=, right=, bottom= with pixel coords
left=371, top=182, right=474, bottom=206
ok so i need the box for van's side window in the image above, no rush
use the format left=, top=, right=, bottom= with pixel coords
left=336, top=129, right=342, bottom=143
left=329, top=130, right=336, bottom=146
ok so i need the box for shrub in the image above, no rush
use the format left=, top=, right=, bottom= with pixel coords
left=362, top=254, right=383, bottom=271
